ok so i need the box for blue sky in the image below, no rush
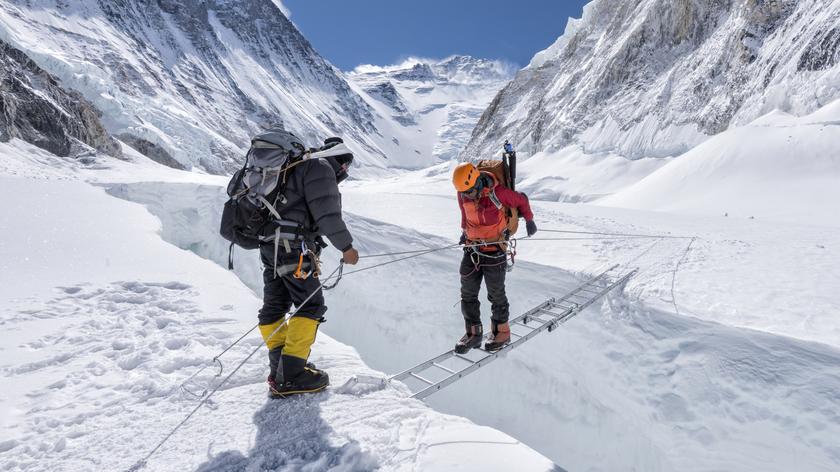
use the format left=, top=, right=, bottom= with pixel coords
left=282, top=0, right=590, bottom=70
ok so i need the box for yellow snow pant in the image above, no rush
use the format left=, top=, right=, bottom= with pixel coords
left=259, top=316, right=320, bottom=360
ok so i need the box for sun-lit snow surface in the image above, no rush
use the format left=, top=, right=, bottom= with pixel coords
left=0, top=142, right=557, bottom=472
left=600, top=100, right=840, bottom=225
left=348, top=56, right=515, bottom=162
left=510, top=99, right=840, bottom=223
left=4, top=139, right=839, bottom=471
left=339, top=171, right=840, bottom=471
left=0, top=0, right=449, bottom=174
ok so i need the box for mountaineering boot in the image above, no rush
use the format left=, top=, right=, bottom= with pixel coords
left=267, top=348, right=321, bottom=395
left=269, top=354, right=329, bottom=398
left=484, top=321, right=511, bottom=352
left=267, top=347, right=283, bottom=392
left=455, top=324, right=483, bottom=354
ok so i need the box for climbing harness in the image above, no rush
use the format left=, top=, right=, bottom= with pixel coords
left=293, top=240, right=321, bottom=280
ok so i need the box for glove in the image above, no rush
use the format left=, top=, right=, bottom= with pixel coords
left=342, top=246, right=360, bottom=265
left=459, top=232, right=467, bottom=245
left=526, top=220, right=538, bottom=237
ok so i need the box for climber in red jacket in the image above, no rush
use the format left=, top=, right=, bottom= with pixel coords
left=452, top=162, right=537, bottom=353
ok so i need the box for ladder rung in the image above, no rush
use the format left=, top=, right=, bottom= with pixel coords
left=409, top=372, right=435, bottom=385
left=512, top=320, right=536, bottom=330
left=432, top=362, right=456, bottom=374
left=453, top=352, right=478, bottom=365
left=576, top=286, right=604, bottom=295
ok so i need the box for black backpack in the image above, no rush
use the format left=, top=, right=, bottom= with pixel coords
left=220, top=129, right=306, bottom=267
left=220, top=131, right=354, bottom=270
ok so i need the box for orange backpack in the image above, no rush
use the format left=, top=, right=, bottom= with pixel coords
left=476, top=159, right=519, bottom=237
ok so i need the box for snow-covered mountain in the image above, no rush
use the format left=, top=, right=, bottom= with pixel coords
left=459, top=0, right=840, bottom=218
left=349, top=56, right=514, bottom=162
left=463, top=0, right=839, bottom=161
left=1, top=39, right=120, bottom=159
left=0, top=0, right=450, bottom=174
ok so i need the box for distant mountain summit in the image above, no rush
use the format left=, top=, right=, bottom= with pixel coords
left=349, top=56, right=514, bottom=162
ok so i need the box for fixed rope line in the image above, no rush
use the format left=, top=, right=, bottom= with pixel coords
left=179, top=322, right=258, bottom=398
left=522, top=236, right=669, bottom=242
left=669, top=237, right=697, bottom=316
left=161, top=229, right=697, bottom=467
left=180, top=231, right=692, bottom=396
left=342, top=243, right=462, bottom=276
left=128, top=264, right=344, bottom=472
left=539, top=228, right=693, bottom=239
left=358, top=243, right=461, bottom=259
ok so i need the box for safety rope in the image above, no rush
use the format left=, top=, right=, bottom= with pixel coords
left=670, top=237, right=697, bottom=316
left=179, top=231, right=690, bottom=397
left=539, top=228, right=693, bottom=239
left=128, top=263, right=344, bottom=472
left=179, top=323, right=257, bottom=398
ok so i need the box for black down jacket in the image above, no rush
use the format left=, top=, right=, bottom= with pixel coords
left=260, top=156, right=353, bottom=253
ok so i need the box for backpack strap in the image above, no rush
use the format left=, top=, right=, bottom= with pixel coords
left=256, top=194, right=283, bottom=220
left=488, top=189, right=503, bottom=211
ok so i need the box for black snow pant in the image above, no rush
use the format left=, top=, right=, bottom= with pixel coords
left=258, top=246, right=327, bottom=325
left=258, top=246, right=326, bottom=380
left=460, top=248, right=509, bottom=328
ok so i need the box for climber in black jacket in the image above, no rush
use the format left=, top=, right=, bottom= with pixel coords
left=255, top=131, right=359, bottom=398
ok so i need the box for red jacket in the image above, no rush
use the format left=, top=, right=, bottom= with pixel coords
left=458, top=173, right=533, bottom=242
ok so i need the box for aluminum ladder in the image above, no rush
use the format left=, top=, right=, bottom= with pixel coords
left=389, top=264, right=636, bottom=400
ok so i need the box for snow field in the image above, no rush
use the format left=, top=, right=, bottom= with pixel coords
left=108, top=173, right=840, bottom=471
left=0, top=151, right=556, bottom=471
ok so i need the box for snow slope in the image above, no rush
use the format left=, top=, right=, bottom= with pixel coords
left=114, top=170, right=840, bottom=471
left=337, top=171, right=840, bottom=471
left=4, top=138, right=840, bottom=471
left=0, top=142, right=556, bottom=471
left=601, top=100, right=840, bottom=225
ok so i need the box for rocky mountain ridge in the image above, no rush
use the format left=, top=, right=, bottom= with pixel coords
left=0, top=39, right=120, bottom=159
